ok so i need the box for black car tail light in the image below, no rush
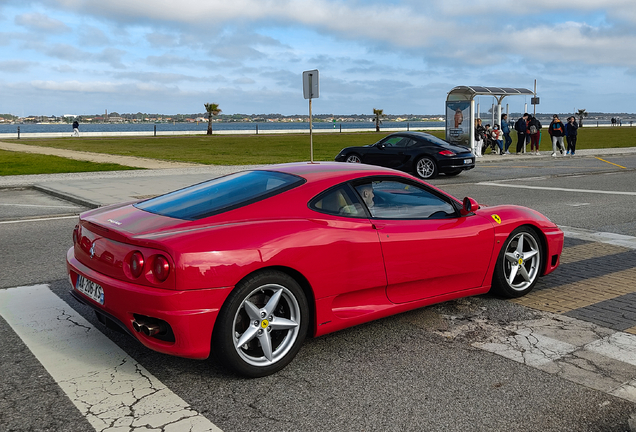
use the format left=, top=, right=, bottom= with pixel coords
left=130, top=251, right=145, bottom=278
left=439, top=150, right=456, bottom=157
left=152, top=255, right=170, bottom=282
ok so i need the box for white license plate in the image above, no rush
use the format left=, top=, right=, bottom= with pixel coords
left=464, top=158, right=472, bottom=164
left=76, top=275, right=104, bottom=305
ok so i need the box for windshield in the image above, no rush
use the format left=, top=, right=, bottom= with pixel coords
left=134, top=170, right=304, bottom=220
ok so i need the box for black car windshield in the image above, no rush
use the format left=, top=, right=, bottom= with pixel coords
left=134, top=170, right=304, bottom=220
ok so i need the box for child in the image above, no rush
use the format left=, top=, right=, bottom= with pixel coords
left=492, top=125, right=504, bottom=155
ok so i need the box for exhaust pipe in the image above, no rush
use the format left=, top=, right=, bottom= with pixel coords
left=132, top=317, right=165, bottom=337
left=141, top=323, right=161, bottom=336
left=132, top=320, right=142, bottom=333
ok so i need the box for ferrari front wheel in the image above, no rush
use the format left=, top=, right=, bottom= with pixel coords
left=492, top=227, right=542, bottom=298
left=212, top=270, right=308, bottom=377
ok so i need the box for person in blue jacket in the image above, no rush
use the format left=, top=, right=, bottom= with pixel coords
left=501, top=113, right=513, bottom=154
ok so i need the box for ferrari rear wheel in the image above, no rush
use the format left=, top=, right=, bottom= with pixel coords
left=492, top=227, right=542, bottom=298
left=346, top=153, right=362, bottom=163
left=415, top=156, right=438, bottom=179
left=213, top=270, right=308, bottom=377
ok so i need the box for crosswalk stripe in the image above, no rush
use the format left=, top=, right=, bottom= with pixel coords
left=0, top=285, right=222, bottom=432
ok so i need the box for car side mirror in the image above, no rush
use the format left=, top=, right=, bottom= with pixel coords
left=377, top=143, right=385, bottom=149
left=461, top=197, right=479, bottom=215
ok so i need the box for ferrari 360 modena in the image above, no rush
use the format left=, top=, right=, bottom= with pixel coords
left=67, top=162, right=563, bottom=377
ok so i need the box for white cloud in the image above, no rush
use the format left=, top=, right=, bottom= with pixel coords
left=15, top=12, right=70, bottom=33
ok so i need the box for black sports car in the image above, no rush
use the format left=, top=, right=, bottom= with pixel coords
left=335, top=132, right=475, bottom=179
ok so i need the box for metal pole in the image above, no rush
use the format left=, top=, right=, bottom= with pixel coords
left=533, top=79, right=537, bottom=116
left=17, top=126, right=20, bottom=139
left=154, top=125, right=156, bottom=137
left=256, top=124, right=258, bottom=135
left=309, top=98, right=314, bottom=163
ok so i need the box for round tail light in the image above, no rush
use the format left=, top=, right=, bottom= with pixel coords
left=152, top=255, right=170, bottom=282
left=130, top=251, right=145, bottom=278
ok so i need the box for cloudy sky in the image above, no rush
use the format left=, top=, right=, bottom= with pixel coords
left=1, top=0, right=635, bottom=116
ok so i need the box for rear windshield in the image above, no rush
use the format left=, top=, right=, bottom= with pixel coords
left=134, top=170, right=304, bottom=220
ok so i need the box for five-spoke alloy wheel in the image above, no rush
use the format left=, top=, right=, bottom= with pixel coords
left=415, top=156, right=438, bottom=179
left=492, top=227, right=543, bottom=298
left=213, top=270, right=309, bottom=377
left=346, top=154, right=362, bottom=163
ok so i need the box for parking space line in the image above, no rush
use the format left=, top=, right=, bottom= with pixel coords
left=477, top=182, right=636, bottom=196
left=0, top=215, right=79, bottom=224
left=0, top=285, right=222, bottom=432
left=0, top=203, right=82, bottom=209
left=595, top=157, right=627, bottom=169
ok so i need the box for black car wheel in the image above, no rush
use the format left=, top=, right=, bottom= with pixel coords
left=492, top=227, right=543, bottom=298
left=415, top=156, right=438, bottom=179
left=345, top=153, right=362, bottom=163
left=212, top=270, right=309, bottom=377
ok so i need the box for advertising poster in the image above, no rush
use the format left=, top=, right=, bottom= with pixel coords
left=445, top=101, right=470, bottom=148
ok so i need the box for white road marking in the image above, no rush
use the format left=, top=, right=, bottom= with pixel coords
left=473, top=315, right=636, bottom=403
left=0, top=203, right=81, bottom=209
left=477, top=182, right=636, bottom=196
left=560, top=226, right=636, bottom=250
left=0, top=285, right=222, bottom=432
left=0, top=215, right=79, bottom=224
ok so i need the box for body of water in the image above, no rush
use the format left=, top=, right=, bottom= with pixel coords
left=0, top=121, right=445, bottom=134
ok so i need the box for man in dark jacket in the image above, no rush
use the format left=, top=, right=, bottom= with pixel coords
left=548, top=114, right=566, bottom=157
left=565, top=116, right=578, bottom=155
left=514, top=113, right=529, bottom=153
left=72, top=120, right=80, bottom=137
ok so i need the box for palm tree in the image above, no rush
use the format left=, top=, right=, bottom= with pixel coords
left=576, top=109, right=588, bottom=127
left=373, top=108, right=385, bottom=132
left=204, top=103, right=222, bottom=135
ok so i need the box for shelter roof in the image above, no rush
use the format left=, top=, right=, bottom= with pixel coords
left=448, top=86, right=534, bottom=98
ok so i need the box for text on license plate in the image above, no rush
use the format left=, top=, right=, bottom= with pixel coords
left=464, top=159, right=472, bottom=164
left=76, top=275, right=104, bottom=305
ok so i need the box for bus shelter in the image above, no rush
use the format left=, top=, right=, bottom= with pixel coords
left=445, top=86, right=535, bottom=150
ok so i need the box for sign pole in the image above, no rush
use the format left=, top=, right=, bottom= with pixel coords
left=302, top=69, right=319, bottom=164
left=309, top=97, right=313, bottom=163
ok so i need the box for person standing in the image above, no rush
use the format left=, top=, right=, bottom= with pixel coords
left=501, top=113, right=512, bottom=154
left=566, top=116, right=578, bottom=155
left=548, top=114, right=566, bottom=157
left=527, top=115, right=542, bottom=155
left=72, top=120, right=80, bottom=137
left=514, top=113, right=529, bottom=154
left=492, top=124, right=504, bottom=155
left=474, top=118, right=485, bottom=157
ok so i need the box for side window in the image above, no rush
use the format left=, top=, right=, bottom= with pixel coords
left=310, top=186, right=367, bottom=217
left=383, top=137, right=408, bottom=148
left=355, top=180, right=456, bottom=219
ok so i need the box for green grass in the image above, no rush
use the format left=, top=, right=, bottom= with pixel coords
left=3, top=131, right=411, bottom=165
left=0, top=149, right=139, bottom=176
left=2, top=126, right=635, bottom=175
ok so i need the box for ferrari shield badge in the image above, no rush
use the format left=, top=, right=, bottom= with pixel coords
left=492, top=214, right=502, bottom=224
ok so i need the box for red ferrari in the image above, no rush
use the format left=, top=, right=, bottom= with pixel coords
left=67, top=162, right=563, bottom=377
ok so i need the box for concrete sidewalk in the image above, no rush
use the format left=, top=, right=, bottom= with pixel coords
left=1, top=143, right=635, bottom=208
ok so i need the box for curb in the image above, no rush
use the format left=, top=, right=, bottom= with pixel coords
left=33, top=184, right=100, bottom=209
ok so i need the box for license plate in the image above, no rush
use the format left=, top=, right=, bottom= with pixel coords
left=464, top=158, right=472, bottom=164
left=76, top=275, right=104, bottom=305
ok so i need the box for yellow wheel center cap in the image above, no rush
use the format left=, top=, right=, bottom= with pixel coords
left=261, top=319, right=269, bottom=329
left=518, top=258, right=524, bottom=265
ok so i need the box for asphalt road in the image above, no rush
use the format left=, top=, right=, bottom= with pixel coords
left=1, top=155, right=636, bottom=431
